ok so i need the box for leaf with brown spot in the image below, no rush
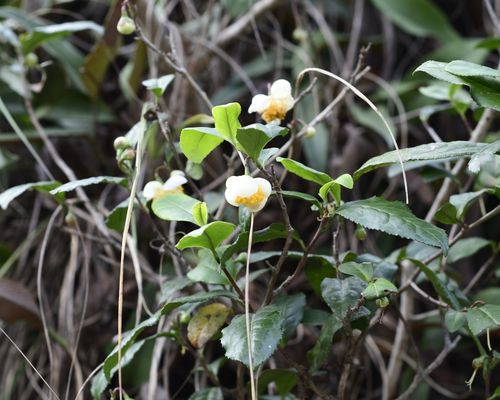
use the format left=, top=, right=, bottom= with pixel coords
left=187, top=303, right=232, bottom=349
left=0, top=278, right=40, bottom=326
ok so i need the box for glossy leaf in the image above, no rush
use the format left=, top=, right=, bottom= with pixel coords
left=447, top=238, right=491, bottom=264
left=445, top=309, right=466, bottom=333
left=307, top=315, right=342, bottom=372
left=159, top=276, right=192, bottom=303
left=180, top=127, right=225, bottom=164
left=21, top=21, right=103, bottom=54
left=160, top=290, right=241, bottom=315
left=336, top=197, right=448, bottom=253
left=280, top=190, right=320, bottom=206
left=446, top=60, right=500, bottom=78
left=435, top=189, right=491, bottom=224
left=188, top=303, right=232, bottom=348
left=277, top=157, right=332, bottom=185
left=212, top=102, right=241, bottom=144
left=0, top=181, right=61, bottom=209
left=467, top=305, right=500, bottom=336
left=321, top=277, right=368, bottom=321
left=221, top=305, right=283, bottom=367
left=50, top=176, right=126, bottom=195
left=103, top=312, right=162, bottom=380
left=236, top=123, right=288, bottom=162
left=410, top=259, right=460, bottom=309
left=142, top=74, right=174, bottom=98
left=192, top=202, right=209, bottom=226
left=371, top=0, right=459, bottom=42
left=362, top=278, right=398, bottom=300
left=176, top=221, right=236, bottom=251
left=257, top=368, right=298, bottom=396
left=414, top=61, right=464, bottom=84
left=271, top=293, right=306, bottom=340
left=152, top=193, right=200, bottom=224
left=354, top=141, right=490, bottom=180
left=339, top=261, right=374, bottom=283
left=319, top=174, right=353, bottom=204
left=187, top=249, right=230, bottom=285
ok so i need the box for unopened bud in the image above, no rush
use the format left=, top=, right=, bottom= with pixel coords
left=305, top=126, right=316, bottom=138
left=65, top=212, right=77, bottom=227
left=292, top=28, right=307, bottom=42
left=120, top=148, right=136, bottom=161
left=113, top=136, right=130, bottom=150
left=179, top=312, right=191, bottom=324
left=24, top=52, right=38, bottom=68
left=117, top=15, right=135, bottom=35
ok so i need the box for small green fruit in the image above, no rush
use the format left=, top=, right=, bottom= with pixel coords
left=305, top=126, right=316, bottom=138
left=179, top=312, right=191, bottom=324
left=355, top=225, right=367, bottom=241
left=117, top=16, right=135, bottom=35
left=292, top=28, right=307, bottom=42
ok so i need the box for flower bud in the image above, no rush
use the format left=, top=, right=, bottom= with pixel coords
left=305, top=126, right=316, bottom=138
left=292, top=28, right=307, bottom=42
left=24, top=53, right=39, bottom=68
left=355, top=225, right=367, bottom=241
left=120, top=148, right=136, bottom=161
left=117, top=15, right=135, bottom=35
left=65, top=212, right=77, bottom=227
left=179, top=312, right=191, bottom=324
left=113, top=136, right=130, bottom=150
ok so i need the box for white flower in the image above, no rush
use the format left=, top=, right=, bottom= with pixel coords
left=143, top=171, right=187, bottom=201
left=225, top=175, right=272, bottom=213
left=248, top=79, right=294, bottom=124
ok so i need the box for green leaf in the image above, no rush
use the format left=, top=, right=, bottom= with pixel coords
left=339, top=261, right=374, bottom=283
left=362, top=278, right=398, bottom=300
left=354, top=141, right=490, bottom=180
left=180, top=127, right=225, bottom=164
left=281, top=190, right=321, bottom=206
left=318, top=174, right=353, bottom=204
left=160, top=290, right=241, bottom=315
left=221, top=223, right=303, bottom=263
left=106, top=199, right=136, bottom=232
left=304, top=256, right=337, bottom=295
left=220, top=305, right=283, bottom=367
left=414, top=60, right=465, bottom=85
left=257, top=369, right=298, bottom=396
left=192, top=202, right=209, bottom=226
left=446, top=60, right=500, bottom=78
left=271, top=293, right=306, bottom=340
left=142, top=74, right=174, bottom=98
left=50, top=176, right=126, bottom=195
left=187, top=303, right=232, bottom=348
left=212, top=102, right=241, bottom=144
left=258, top=147, right=279, bottom=167
left=21, top=20, right=103, bottom=54
left=277, top=157, right=332, bottom=185
left=236, top=123, right=288, bottom=162
left=176, top=221, right=236, bottom=251
left=436, top=189, right=492, bottom=224
left=467, top=305, right=500, bottom=336
left=103, top=312, right=162, bottom=380
left=0, top=181, right=61, bottom=209
left=445, top=309, right=466, bottom=333
left=159, top=276, right=193, bottom=303
left=461, top=76, right=500, bottom=111
left=307, top=315, right=342, bottom=372
left=187, top=249, right=231, bottom=285
left=447, top=238, right=491, bottom=264
left=152, top=193, right=200, bottom=224
left=336, top=197, right=449, bottom=254
left=409, top=259, right=461, bottom=309
left=370, top=0, right=459, bottom=42
left=321, top=277, right=368, bottom=321
left=187, top=388, right=223, bottom=400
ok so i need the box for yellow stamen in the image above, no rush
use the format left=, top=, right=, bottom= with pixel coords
left=262, top=99, right=287, bottom=123
left=235, top=186, right=265, bottom=208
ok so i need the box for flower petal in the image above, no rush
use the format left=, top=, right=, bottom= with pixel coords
left=163, top=174, right=187, bottom=190
left=270, top=79, right=292, bottom=98
left=226, top=175, right=258, bottom=197
left=248, top=94, right=270, bottom=114
left=143, top=181, right=162, bottom=201
left=255, top=178, right=272, bottom=197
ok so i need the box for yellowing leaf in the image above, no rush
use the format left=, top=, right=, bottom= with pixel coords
left=187, top=303, right=232, bottom=348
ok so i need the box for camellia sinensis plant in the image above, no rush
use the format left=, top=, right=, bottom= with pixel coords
left=0, top=3, right=499, bottom=399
